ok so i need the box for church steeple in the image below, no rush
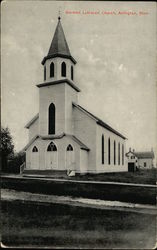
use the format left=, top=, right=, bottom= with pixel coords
left=42, top=17, right=76, bottom=65
left=38, top=16, right=80, bottom=137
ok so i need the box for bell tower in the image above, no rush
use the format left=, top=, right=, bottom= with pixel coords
left=37, top=16, right=80, bottom=136
left=41, top=16, right=77, bottom=83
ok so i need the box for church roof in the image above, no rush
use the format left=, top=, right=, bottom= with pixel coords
left=23, top=133, right=89, bottom=151
left=42, top=17, right=76, bottom=65
left=134, top=151, right=154, bottom=159
left=36, top=79, right=80, bottom=92
left=73, top=102, right=126, bottom=140
left=25, top=113, right=39, bottom=129
left=126, top=150, right=154, bottom=159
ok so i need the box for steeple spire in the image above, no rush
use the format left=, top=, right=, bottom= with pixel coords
left=42, top=17, right=76, bottom=65
left=58, top=8, right=61, bottom=21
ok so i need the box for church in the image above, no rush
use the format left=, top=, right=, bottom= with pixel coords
left=24, top=16, right=128, bottom=174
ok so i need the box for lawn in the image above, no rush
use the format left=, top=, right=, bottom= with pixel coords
left=72, top=168, right=157, bottom=185
left=2, top=176, right=156, bottom=205
left=20, top=168, right=157, bottom=184
left=1, top=200, right=156, bottom=249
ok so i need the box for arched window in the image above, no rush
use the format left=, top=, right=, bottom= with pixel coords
left=102, top=135, right=104, bottom=164
left=67, top=144, right=73, bottom=151
left=47, top=142, right=57, bottom=151
left=71, top=66, right=74, bottom=80
left=122, top=144, right=124, bottom=165
left=48, top=103, right=55, bottom=135
left=61, top=62, right=66, bottom=77
left=114, top=141, right=116, bottom=165
left=32, top=146, right=38, bottom=152
left=44, top=65, right=46, bottom=80
left=108, top=138, right=110, bottom=165
left=118, top=143, right=120, bottom=165
left=50, top=62, right=54, bottom=78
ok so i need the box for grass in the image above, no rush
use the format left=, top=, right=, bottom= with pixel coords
left=2, top=176, right=156, bottom=205
left=72, top=168, right=157, bottom=185
left=3, top=168, right=157, bottom=185
left=1, top=200, right=156, bottom=248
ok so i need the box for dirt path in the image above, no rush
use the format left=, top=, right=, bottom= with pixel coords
left=1, top=188, right=156, bottom=215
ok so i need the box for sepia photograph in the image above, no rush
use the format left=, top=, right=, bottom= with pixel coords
left=1, top=1, right=157, bottom=249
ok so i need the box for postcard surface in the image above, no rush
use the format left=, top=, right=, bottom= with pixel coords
left=1, top=1, right=156, bottom=249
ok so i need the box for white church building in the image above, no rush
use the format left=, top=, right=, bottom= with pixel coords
left=24, top=16, right=128, bottom=174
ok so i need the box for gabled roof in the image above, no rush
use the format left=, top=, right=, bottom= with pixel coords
left=134, top=151, right=154, bottom=159
left=23, top=135, right=40, bottom=151
left=42, top=17, right=76, bottom=65
left=23, top=133, right=89, bottom=151
left=67, top=134, right=90, bottom=151
left=25, top=113, right=39, bottom=129
left=125, top=151, right=136, bottom=156
left=126, top=150, right=154, bottom=159
left=73, top=102, right=126, bottom=140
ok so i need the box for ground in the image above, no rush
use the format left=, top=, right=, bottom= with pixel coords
left=72, top=168, right=157, bottom=185
left=1, top=200, right=156, bottom=249
left=3, top=168, right=157, bottom=185
left=2, top=169, right=156, bottom=248
left=18, top=168, right=157, bottom=184
left=2, top=175, right=156, bottom=205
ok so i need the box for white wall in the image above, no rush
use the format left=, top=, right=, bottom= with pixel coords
left=44, top=57, right=75, bottom=83
left=73, top=107, right=97, bottom=171
left=65, top=84, right=78, bottom=134
left=79, top=150, right=89, bottom=173
left=138, top=158, right=153, bottom=168
left=28, top=118, right=39, bottom=141
left=26, top=136, right=81, bottom=171
left=96, top=125, right=127, bottom=173
left=39, top=82, right=78, bottom=136
left=39, top=83, right=66, bottom=135
left=26, top=138, right=40, bottom=169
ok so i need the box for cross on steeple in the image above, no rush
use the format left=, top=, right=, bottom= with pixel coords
left=58, top=8, right=61, bottom=21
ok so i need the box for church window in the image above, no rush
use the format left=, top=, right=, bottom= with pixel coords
left=102, top=135, right=104, bottom=164
left=50, top=62, right=54, bottom=77
left=122, top=144, right=124, bottom=165
left=67, top=144, right=73, bottom=151
left=108, top=138, right=110, bottom=165
left=32, top=146, right=38, bottom=152
left=71, top=66, right=74, bottom=80
left=61, top=62, right=66, bottom=77
left=48, top=103, right=55, bottom=134
left=118, top=143, right=120, bottom=165
left=114, top=140, right=116, bottom=165
left=47, top=142, right=57, bottom=151
left=44, top=65, right=46, bottom=80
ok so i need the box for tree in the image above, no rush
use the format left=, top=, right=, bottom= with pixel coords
left=8, top=151, right=26, bottom=173
left=0, top=127, right=14, bottom=171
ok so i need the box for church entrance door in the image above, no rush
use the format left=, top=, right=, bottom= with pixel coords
left=31, top=146, right=39, bottom=169
left=46, top=151, right=58, bottom=169
left=46, top=142, right=58, bottom=169
left=66, top=144, right=75, bottom=170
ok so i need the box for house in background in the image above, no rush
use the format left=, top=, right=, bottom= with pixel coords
left=126, top=148, right=154, bottom=171
left=23, top=16, right=127, bottom=174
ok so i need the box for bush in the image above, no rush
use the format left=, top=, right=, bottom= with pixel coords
left=6, top=151, right=26, bottom=174
left=1, top=127, right=14, bottom=172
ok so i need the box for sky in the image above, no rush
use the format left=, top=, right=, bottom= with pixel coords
left=1, top=1, right=156, bottom=162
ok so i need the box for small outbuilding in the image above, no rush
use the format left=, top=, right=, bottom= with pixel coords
left=126, top=148, right=154, bottom=171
